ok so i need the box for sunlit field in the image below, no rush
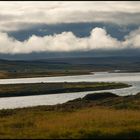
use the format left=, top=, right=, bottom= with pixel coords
left=0, top=92, right=139, bottom=139
left=0, top=106, right=139, bottom=139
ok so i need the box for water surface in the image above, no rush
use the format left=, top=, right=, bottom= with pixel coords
left=0, top=72, right=140, bottom=109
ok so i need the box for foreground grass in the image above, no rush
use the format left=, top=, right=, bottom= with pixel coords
left=0, top=106, right=139, bottom=139
left=0, top=92, right=139, bottom=139
left=0, top=82, right=130, bottom=97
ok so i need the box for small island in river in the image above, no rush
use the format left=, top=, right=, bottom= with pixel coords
left=0, top=82, right=130, bottom=98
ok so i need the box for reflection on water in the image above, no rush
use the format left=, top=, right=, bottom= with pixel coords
left=0, top=72, right=140, bottom=109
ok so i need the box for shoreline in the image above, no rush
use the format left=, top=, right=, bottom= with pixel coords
left=0, top=91, right=139, bottom=112
left=0, top=71, right=92, bottom=79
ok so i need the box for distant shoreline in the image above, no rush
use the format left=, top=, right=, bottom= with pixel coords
left=0, top=70, right=92, bottom=79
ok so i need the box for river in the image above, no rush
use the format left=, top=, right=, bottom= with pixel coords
left=0, top=72, right=140, bottom=109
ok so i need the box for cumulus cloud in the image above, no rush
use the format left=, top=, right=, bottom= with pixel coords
left=0, top=1, right=140, bottom=31
left=123, top=28, right=140, bottom=48
left=0, top=27, right=139, bottom=54
left=88, top=28, right=122, bottom=49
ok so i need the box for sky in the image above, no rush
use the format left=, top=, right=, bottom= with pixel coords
left=0, top=1, right=140, bottom=59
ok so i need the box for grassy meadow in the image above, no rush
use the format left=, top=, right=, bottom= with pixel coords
left=0, top=92, right=139, bottom=139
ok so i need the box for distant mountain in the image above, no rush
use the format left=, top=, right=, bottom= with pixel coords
left=0, top=56, right=140, bottom=72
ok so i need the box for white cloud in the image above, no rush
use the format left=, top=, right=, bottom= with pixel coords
left=0, top=27, right=139, bottom=54
left=0, top=1, right=139, bottom=31
left=88, top=28, right=122, bottom=50
left=123, top=28, right=140, bottom=48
